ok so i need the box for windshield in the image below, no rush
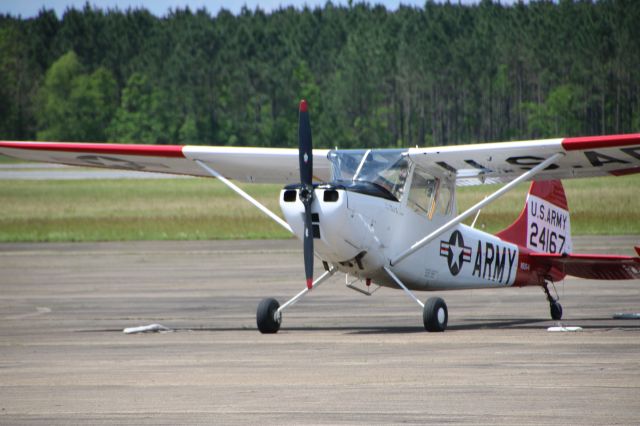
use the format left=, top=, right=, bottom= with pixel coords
left=328, top=149, right=409, bottom=200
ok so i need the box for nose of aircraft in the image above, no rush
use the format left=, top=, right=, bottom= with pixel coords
left=279, top=186, right=364, bottom=266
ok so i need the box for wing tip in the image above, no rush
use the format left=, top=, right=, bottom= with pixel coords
left=0, top=141, right=185, bottom=158
left=562, top=133, right=640, bottom=150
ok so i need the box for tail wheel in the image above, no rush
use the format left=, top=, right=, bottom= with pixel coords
left=550, top=301, right=563, bottom=321
left=543, top=283, right=563, bottom=321
left=423, top=297, right=448, bottom=332
left=257, top=298, right=281, bottom=334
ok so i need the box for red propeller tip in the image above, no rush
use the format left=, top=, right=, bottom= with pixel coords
left=299, top=99, right=308, bottom=113
left=306, top=277, right=313, bottom=290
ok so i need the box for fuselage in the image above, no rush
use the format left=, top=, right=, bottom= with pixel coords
left=280, top=184, right=541, bottom=292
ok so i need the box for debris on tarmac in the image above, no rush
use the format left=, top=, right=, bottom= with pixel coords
left=547, top=325, right=583, bottom=332
left=123, top=324, right=171, bottom=334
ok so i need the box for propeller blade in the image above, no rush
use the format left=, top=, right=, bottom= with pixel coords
left=298, top=99, right=314, bottom=290
left=304, top=207, right=314, bottom=290
left=298, top=99, right=313, bottom=186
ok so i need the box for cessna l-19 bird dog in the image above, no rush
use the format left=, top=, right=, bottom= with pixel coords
left=1, top=100, right=639, bottom=333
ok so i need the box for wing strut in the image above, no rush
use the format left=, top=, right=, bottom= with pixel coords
left=194, top=160, right=293, bottom=234
left=384, top=267, right=424, bottom=308
left=389, top=152, right=565, bottom=266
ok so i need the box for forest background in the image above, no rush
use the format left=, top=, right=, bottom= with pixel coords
left=1, top=0, right=639, bottom=149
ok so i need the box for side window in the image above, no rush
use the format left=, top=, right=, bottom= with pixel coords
left=408, top=169, right=436, bottom=216
left=437, top=182, right=452, bottom=215
left=408, top=168, right=453, bottom=218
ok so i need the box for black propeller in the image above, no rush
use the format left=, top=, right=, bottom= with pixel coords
left=298, top=99, right=314, bottom=290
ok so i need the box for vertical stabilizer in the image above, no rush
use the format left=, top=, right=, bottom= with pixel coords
left=496, top=180, right=572, bottom=254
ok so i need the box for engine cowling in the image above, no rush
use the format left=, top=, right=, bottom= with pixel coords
left=279, top=185, right=387, bottom=277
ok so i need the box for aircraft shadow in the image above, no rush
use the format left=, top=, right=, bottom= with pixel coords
left=78, top=317, right=640, bottom=335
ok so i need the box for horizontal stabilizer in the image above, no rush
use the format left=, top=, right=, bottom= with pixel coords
left=530, top=252, right=640, bottom=280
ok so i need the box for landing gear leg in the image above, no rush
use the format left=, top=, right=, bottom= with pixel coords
left=256, top=267, right=336, bottom=334
left=384, top=267, right=448, bottom=332
left=543, top=282, right=563, bottom=321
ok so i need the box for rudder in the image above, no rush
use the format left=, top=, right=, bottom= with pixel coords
left=496, top=180, right=572, bottom=254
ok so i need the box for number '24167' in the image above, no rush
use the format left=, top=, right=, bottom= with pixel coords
left=529, top=223, right=566, bottom=254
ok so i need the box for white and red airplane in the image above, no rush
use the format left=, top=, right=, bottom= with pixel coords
left=1, top=100, right=639, bottom=333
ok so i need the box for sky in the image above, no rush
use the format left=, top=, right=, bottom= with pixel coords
left=1, top=0, right=498, bottom=18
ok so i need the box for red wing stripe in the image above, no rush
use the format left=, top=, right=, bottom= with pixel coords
left=562, top=134, right=640, bottom=150
left=0, top=141, right=185, bottom=158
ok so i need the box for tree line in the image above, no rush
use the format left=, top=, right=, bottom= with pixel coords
left=1, top=0, right=639, bottom=149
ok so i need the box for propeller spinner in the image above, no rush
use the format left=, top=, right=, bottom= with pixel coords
left=298, top=99, right=314, bottom=290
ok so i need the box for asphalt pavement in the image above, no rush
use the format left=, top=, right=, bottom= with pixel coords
left=1, top=237, right=639, bottom=424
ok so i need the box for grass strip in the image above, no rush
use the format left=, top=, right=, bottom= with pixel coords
left=0, top=175, right=637, bottom=242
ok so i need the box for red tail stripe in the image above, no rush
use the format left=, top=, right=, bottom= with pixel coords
left=528, top=180, right=569, bottom=210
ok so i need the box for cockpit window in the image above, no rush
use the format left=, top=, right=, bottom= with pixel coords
left=328, top=149, right=408, bottom=201
left=329, top=149, right=367, bottom=181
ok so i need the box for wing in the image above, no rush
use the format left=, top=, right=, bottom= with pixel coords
left=3, top=133, right=640, bottom=185
left=530, top=251, right=640, bottom=280
left=0, top=141, right=332, bottom=184
left=408, top=134, right=640, bottom=186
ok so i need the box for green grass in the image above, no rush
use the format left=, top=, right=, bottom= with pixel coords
left=0, top=175, right=638, bottom=242
left=0, top=179, right=291, bottom=242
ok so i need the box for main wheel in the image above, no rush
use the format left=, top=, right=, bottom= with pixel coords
left=257, top=298, right=281, bottom=334
left=550, top=301, right=563, bottom=321
left=423, top=297, right=448, bottom=332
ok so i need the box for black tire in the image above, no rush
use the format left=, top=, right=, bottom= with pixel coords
left=550, top=302, right=563, bottom=321
left=257, top=298, right=281, bottom=334
left=423, top=297, right=448, bottom=332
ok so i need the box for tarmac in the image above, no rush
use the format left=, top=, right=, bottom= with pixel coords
left=1, top=236, right=639, bottom=424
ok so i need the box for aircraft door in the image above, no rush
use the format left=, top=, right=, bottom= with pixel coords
left=406, top=167, right=455, bottom=223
